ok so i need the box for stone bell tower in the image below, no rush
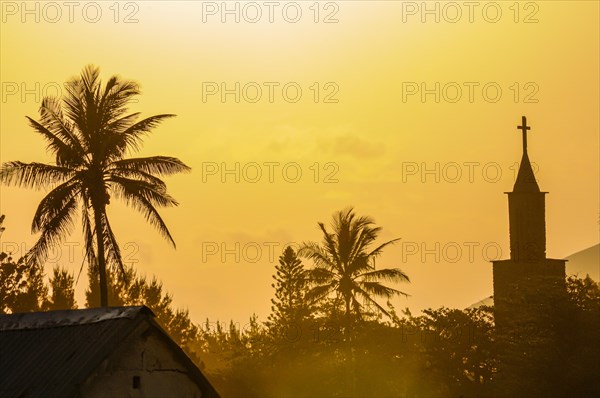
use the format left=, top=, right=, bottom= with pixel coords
left=492, top=116, right=567, bottom=397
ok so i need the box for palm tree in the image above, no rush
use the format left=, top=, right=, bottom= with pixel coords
left=299, top=208, right=409, bottom=326
left=0, top=65, right=190, bottom=307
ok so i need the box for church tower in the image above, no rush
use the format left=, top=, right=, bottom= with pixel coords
left=492, top=117, right=567, bottom=397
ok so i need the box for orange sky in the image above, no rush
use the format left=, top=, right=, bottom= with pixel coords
left=1, top=1, right=598, bottom=323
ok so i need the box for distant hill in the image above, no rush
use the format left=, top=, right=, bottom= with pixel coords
left=467, top=296, right=493, bottom=309
left=565, top=243, right=599, bottom=280
left=468, top=244, right=599, bottom=309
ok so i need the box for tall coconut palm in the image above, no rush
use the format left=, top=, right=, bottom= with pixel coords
left=299, top=208, right=409, bottom=324
left=0, top=65, right=190, bottom=307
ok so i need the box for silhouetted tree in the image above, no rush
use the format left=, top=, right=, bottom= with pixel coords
left=86, top=264, right=200, bottom=361
left=0, top=215, right=49, bottom=313
left=299, top=208, right=410, bottom=331
left=47, top=266, right=77, bottom=310
left=557, top=275, right=600, bottom=397
left=1, top=254, right=29, bottom=313
left=399, top=306, right=496, bottom=397
left=266, top=246, right=311, bottom=338
left=195, top=314, right=272, bottom=397
left=10, top=262, right=48, bottom=312
left=0, top=65, right=190, bottom=307
left=185, top=276, right=599, bottom=398
left=0, top=256, right=48, bottom=313
left=0, top=215, right=23, bottom=313
left=85, top=260, right=124, bottom=307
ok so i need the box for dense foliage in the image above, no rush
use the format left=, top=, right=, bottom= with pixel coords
left=1, top=219, right=599, bottom=397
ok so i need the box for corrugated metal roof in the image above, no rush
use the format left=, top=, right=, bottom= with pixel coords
left=0, top=306, right=146, bottom=331
left=0, top=306, right=220, bottom=398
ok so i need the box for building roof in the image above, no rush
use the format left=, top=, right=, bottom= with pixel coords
left=0, top=306, right=220, bottom=398
left=513, top=152, right=540, bottom=192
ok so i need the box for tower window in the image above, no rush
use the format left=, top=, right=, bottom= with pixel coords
left=132, top=375, right=141, bottom=389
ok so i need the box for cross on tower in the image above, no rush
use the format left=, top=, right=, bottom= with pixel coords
left=517, top=116, right=531, bottom=153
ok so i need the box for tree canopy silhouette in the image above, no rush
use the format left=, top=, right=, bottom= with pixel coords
left=299, top=208, right=410, bottom=326
left=0, top=65, right=190, bottom=306
left=266, top=246, right=312, bottom=338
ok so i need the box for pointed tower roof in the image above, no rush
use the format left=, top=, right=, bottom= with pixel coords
left=514, top=152, right=540, bottom=192
left=513, top=116, right=540, bottom=192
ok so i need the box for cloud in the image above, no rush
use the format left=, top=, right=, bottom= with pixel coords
left=264, top=126, right=385, bottom=160
left=320, top=133, right=386, bottom=159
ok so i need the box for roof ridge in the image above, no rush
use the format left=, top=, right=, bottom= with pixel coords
left=0, top=306, right=153, bottom=331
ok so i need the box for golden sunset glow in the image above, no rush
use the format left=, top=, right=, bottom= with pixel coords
left=1, top=0, right=598, bottom=328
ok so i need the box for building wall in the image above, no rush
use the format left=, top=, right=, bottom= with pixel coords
left=492, top=258, right=567, bottom=397
left=80, top=327, right=203, bottom=398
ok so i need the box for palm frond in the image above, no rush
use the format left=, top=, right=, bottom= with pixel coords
left=32, top=178, right=81, bottom=233
left=306, top=266, right=336, bottom=284
left=100, top=212, right=127, bottom=284
left=111, top=114, right=176, bottom=155
left=357, top=281, right=405, bottom=299
left=109, top=175, right=178, bottom=208
left=353, top=287, right=391, bottom=316
left=351, top=296, right=365, bottom=318
left=25, top=117, right=83, bottom=166
left=108, top=167, right=167, bottom=190
left=105, top=112, right=140, bottom=135
left=38, top=97, right=87, bottom=161
left=298, top=241, right=337, bottom=270
left=0, top=161, right=75, bottom=190
left=63, top=76, right=89, bottom=146
left=98, top=78, right=139, bottom=124
left=358, top=267, right=410, bottom=284
left=81, top=199, right=97, bottom=266
left=346, top=254, right=372, bottom=275
left=366, top=238, right=402, bottom=259
left=317, top=221, right=341, bottom=267
left=305, top=283, right=336, bottom=303
left=25, top=196, right=79, bottom=266
left=98, top=76, right=139, bottom=125
left=109, top=179, right=176, bottom=246
left=110, top=156, right=190, bottom=177
left=348, top=224, right=380, bottom=261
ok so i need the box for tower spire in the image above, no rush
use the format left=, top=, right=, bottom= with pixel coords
left=506, top=116, right=546, bottom=260
left=517, top=116, right=531, bottom=153
left=513, top=116, right=540, bottom=192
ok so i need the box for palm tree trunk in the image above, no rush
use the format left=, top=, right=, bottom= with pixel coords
left=343, top=295, right=357, bottom=395
left=344, top=295, right=351, bottom=338
left=93, top=202, right=108, bottom=307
